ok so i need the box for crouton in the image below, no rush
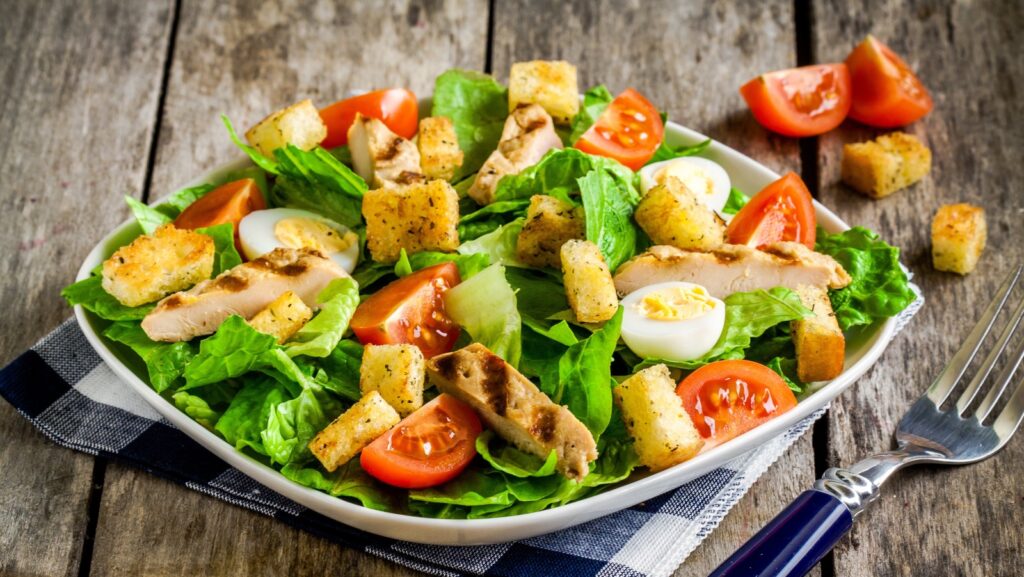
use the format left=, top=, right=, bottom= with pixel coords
left=417, top=117, right=463, bottom=181
left=245, top=99, right=327, bottom=158
left=516, top=195, right=585, bottom=268
left=362, top=179, right=460, bottom=263
left=841, top=132, right=931, bottom=199
left=792, top=285, right=845, bottom=382
left=634, top=177, right=726, bottom=251
left=613, top=364, right=703, bottom=472
left=560, top=239, right=619, bottom=323
left=247, top=291, right=313, bottom=344
left=101, top=224, right=214, bottom=307
left=932, top=203, right=986, bottom=275
left=360, top=344, right=426, bottom=417
left=508, top=60, right=580, bottom=125
left=308, top=391, right=400, bottom=473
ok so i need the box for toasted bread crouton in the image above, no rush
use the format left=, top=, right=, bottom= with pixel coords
left=841, top=132, right=931, bottom=199
left=245, top=99, right=327, bottom=158
left=308, top=391, right=400, bottom=472
left=362, top=179, right=460, bottom=263
left=932, top=203, right=986, bottom=275
left=515, top=195, right=585, bottom=268
left=360, top=344, right=425, bottom=417
left=417, top=117, right=463, bottom=181
left=634, top=177, right=726, bottom=251
left=102, top=224, right=214, bottom=307
left=792, top=285, right=845, bottom=382
left=614, top=364, right=703, bottom=472
left=247, top=291, right=313, bottom=344
left=508, top=60, right=579, bottom=125
left=561, top=240, right=618, bottom=323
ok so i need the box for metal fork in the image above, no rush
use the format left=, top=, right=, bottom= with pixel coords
left=710, top=265, right=1024, bottom=577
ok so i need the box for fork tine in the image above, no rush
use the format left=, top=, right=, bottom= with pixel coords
left=956, top=296, right=1024, bottom=414
left=992, top=374, right=1024, bottom=441
left=974, top=335, right=1024, bottom=421
left=927, top=265, right=1022, bottom=405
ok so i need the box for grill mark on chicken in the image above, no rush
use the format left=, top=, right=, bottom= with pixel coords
left=531, top=406, right=557, bottom=443
left=162, top=294, right=186, bottom=309
left=480, top=352, right=509, bottom=416
left=213, top=274, right=248, bottom=292
left=380, top=135, right=403, bottom=161
left=432, top=353, right=457, bottom=382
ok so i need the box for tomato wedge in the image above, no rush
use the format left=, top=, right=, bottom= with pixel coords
left=725, top=172, right=816, bottom=249
left=739, top=63, right=851, bottom=137
left=845, top=36, right=932, bottom=127
left=676, top=360, right=797, bottom=447
left=350, top=262, right=461, bottom=358
left=361, top=394, right=483, bottom=489
left=574, top=88, right=664, bottom=171
left=319, top=89, right=419, bottom=149
left=173, top=178, right=266, bottom=251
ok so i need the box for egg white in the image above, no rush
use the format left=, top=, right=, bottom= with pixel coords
left=238, top=208, right=360, bottom=273
left=638, top=156, right=732, bottom=216
left=620, top=281, right=726, bottom=362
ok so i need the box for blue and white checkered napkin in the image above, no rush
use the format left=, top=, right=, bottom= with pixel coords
left=0, top=288, right=921, bottom=577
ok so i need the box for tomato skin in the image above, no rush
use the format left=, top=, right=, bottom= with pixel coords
left=574, top=88, right=664, bottom=171
left=739, top=64, right=852, bottom=137
left=845, top=36, right=932, bottom=127
left=676, top=360, right=798, bottom=446
left=725, top=172, right=816, bottom=249
left=173, top=178, right=266, bottom=252
left=361, top=394, right=483, bottom=489
left=350, top=262, right=461, bottom=358
left=319, top=89, right=419, bottom=149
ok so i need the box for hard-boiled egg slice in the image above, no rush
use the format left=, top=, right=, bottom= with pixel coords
left=621, top=281, right=726, bottom=362
left=239, top=208, right=360, bottom=273
left=638, top=156, right=732, bottom=215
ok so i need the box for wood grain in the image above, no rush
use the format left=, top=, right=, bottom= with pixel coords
left=87, top=1, right=485, bottom=575
left=0, top=0, right=174, bottom=575
left=812, top=1, right=1024, bottom=575
left=491, top=1, right=817, bottom=575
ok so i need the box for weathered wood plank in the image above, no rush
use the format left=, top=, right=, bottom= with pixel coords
left=812, top=1, right=1024, bottom=575
left=491, top=2, right=818, bottom=576
left=87, top=1, right=486, bottom=575
left=0, top=0, right=175, bottom=575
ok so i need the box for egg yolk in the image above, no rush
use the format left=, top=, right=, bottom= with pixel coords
left=655, top=162, right=715, bottom=198
left=636, top=286, right=717, bottom=321
left=274, top=217, right=355, bottom=255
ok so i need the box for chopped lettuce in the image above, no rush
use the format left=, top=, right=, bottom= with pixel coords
left=456, top=218, right=525, bottom=268
left=215, top=376, right=287, bottom=455
left=444, top=264, right=522, bottom=368
left=182, top=316, right=278, bottom=389
left=648, top=137, right=711, bottom=165
left=196, top=223, right=242, bottom=276
left=721, top=187, right=750, bottom=215
left=281, top=461, right=397, bottom=511
left=284, top=278, right=359, bottom=358
left=270, top=145, right=367, bottom=229
left=393, top=249, right=491, bottom=280
left=766, top=356, right=803, bottom=394
left=261, top=386, right=341, bottom=466
left=172, top=391, right=222, bottom=428
left=568, top=85, right=614, bottom=144
left=314, top=339, right=364, bottom=402
left=815, top=227, right=916, bottom=330
left=476, top=431, right=558, bottom=478
left=62, top=274, right=153, bottom=321
left=432, top=69, right=509, bottom=180
left=103, top=321, right=195, bottom=393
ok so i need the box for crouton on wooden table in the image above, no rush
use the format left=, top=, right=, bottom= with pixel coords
left=932, top=203, right=986, bottom=275
left=841, top=132, right=931, bottom=199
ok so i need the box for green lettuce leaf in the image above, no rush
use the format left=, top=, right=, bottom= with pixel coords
left=62, top=275, right=153, bottom=321
left=721, top=187, right=750, bottom=215
left=476, top=430, right=558, bottom=478
left=393, top=249, right=491, bottom=280
left=182, top=316, right=277, bottom=389
left=285, top=278, right=359, bottom=358
left=456, top=218, right=525, bottom=268
left=648, top=137, right=711, bottom=165
left=444, top=264, right=522, bottom=368
left=281, top=461, right=396, bottom=511
left=568, top=85, right=613, bottom=143
left=196, top=223, right=242, bottom=276
left=271, top=146, right=368, bottom=229
left=815, top=227, right=916, bottom=330
left=432, top=69, right=509, bottom=180
left=766, top=356, right=803, bottom=393
left=103, top=321, right=196, bottom=393
left=504, top=267, right=569, bottom=320
left=314, top=339, right=364, bottom=402
left=215, top=375, right=288, bottom=455
left=261, top=386, right=342, bottom=466
left=172, top=391, right=222, bottom=428
left=125, top=196, right=172, bottom=235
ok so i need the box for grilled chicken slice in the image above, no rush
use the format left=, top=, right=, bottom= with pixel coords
left=141, top=248, right=348, bottom=342
left=348, top=113, right=424, bottom=188
left=426, top=343, right=598, bottom=481
left=613, top=242, right=851, bottom=298
left=468, top=103, right=563, bottom=205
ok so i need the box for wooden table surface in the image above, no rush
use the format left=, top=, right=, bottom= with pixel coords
left=1, top=1, right=1021, bottom=575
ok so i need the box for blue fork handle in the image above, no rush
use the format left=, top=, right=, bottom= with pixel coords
left=708, top=489, right=853, bottom=577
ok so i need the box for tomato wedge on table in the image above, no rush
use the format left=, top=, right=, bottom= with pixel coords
left=350, top=262, right=461, bottom=358
left=574, top=88, right=664, bottom=171
left=845, top=36, right=933, bottom=128
left=739, top=63, right=851, bottom=137
left=173, top=178, right=266, bottom=252
left=319, top=88, right=419, bottom=149
left=725, top=172, right=816, bottom=249
left=361, top=394, right=483, bottom=489
left=676, top=360, right=798, bottom=447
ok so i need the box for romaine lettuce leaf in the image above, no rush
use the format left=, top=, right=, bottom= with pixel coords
left=476, top=430, right=558, bottom=478
left=103, top=321, right=195, bottom=393
left=270, top=145, right=367, bottom=229
left=815, top=227, right=916, bottom=330
left=182, top=315, right=277, bottom=389
left=215, top=375, right=288, bottom=455
left=648, top=137, right=711, bottom=165
left=284, top=278, right=359, bottom=358
left=62, top=274, right=153, bottom=321
left=504, top=267, right=569, bottom=320
left=314, top=339, right=363, bottom=402
left=568, top=85, right=613, bottom=144
left=172, top=391, right=222, bottom=428
left=456, top=218, right=525, bottom=268
left=281, top=460, right=397, bottom=511
left=721, top=187, right=750, bottom=215
left=261, top=386, right=342, bottom=466
left=196, top=223, right=242, bottom=276
left=432, top=69, right=509, bottom=180
left=392, top=249, right=491, bottom=280
left=443, top=264, right=522, bottom=368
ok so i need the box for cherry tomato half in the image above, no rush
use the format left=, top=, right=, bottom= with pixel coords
left=173, top=178, right=266, bottom=253
left=676, top=360, right=798, bottom=447
left=319, top=88, right=419, bottom=149
left=845, top=36, right=933, bottom=127
left=739, top=63, right=852, bottom=137
left=725, top=172, right=816, bottom=249
left=361, top=394, right=483, bottom=489
left=574, top=88, right=664, bottom=171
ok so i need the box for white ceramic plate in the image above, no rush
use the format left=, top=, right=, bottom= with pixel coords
left=74, top=117, right=895, bottom=545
